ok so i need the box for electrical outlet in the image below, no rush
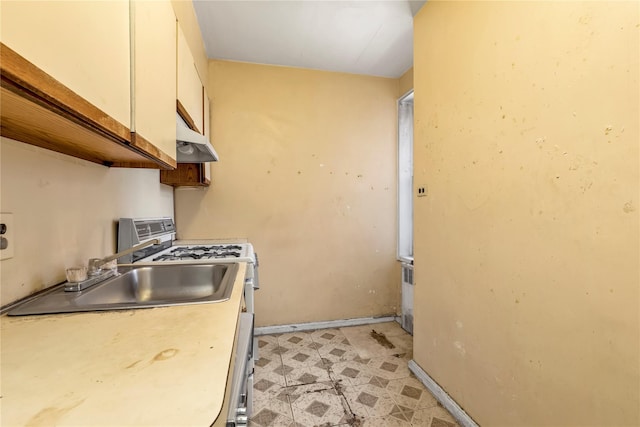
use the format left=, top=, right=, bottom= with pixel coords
left=417, top=187, right=427, bottom=197
left=0, top=213, right=14, bottom=260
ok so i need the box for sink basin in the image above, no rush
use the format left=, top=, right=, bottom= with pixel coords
left=7, top=263, right=239, bottom=316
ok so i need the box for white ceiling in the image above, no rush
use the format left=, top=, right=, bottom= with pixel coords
left=192, top=0, right=425, bottom=78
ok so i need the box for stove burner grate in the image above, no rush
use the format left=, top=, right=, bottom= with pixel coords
left=152, top=245, right=243, bottom=261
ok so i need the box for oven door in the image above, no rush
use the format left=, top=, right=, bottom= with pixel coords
left=227, top=312, right=254, bottom=427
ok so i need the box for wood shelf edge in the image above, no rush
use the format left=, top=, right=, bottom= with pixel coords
left=1, top=42, right=176, bottom=170
left=160, top=162, right=210, bottom=187
left=0, top=42, right=131, bottom=144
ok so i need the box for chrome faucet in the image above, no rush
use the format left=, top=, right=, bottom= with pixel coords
left=88, top=239, right=161, bottom=275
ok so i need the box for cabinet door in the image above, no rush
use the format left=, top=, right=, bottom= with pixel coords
left=1, top=1, right=130, bottom=128
left=177, top=24, right=204, bottom=133
left=131, top=0, right=177, bottom=166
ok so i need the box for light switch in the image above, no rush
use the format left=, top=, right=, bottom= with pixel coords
left=0, top=213, right=14, bottom=260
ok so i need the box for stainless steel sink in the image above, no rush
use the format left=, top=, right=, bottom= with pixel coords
left=7, top=263, right=239, bottom=316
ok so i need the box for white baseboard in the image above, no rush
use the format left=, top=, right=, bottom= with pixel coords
left=408, top=360, right=479, bottom=427
left=255, top=315, right=399, bottom=336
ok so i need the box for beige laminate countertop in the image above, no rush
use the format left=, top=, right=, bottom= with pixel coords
left=0, top=262, right=246, bottom=427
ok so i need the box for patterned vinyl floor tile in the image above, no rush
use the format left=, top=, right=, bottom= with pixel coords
left=405, top=404, right=460, bottom=427
left=250, top=322, right=460, bottom=427
left=285, top=362, right=332, bottom=387
left=256, top=335, right=280, bottom=355
left=281, top=347, right=323, bottom=369
left=253, top=368, right=288, bottom=399
left=342, top=382, right=399, bottom=419
left=277, top=331, right=315, bottom=349
left=386, top=376, right=439, bottom=411
left=329, top=360, right=375, bottom=386
left=361, top=414, right=413, bottom=426
left=289, top=382, right=346, bottom=426
left=317, top=341, right=361, bottom=363
left=250, top=400, right=295, bottom=427
left=365, top=355, right=413, bottom=381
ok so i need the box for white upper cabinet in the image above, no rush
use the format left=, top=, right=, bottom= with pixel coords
left=130, top=0, right=177, bottom=165
left=177, top=24, right=204, bottom=133
left=1, top=0, right=131, bottom=128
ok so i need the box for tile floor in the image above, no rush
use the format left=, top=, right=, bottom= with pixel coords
left=250, top=321, right=460, bottom=427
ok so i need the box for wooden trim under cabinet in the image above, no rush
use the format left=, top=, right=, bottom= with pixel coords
left=118, top=133, right=177, bottom=169
left=0, top=42, right=175, bottom=169
left=160, top=163, right=211, bottom=187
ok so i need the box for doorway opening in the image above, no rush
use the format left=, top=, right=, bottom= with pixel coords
left=397, top=90, right=414, bottom=262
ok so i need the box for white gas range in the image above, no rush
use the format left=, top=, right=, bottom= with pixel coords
left=117, top=218, right=260, bottom=312
left=117, top=217, right=258, bottom=427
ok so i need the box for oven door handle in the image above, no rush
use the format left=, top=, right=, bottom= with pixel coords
left=227, top=312, right=254, bottom=426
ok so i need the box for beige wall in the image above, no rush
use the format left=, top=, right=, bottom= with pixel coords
left=0, top=138, right=173, bottom=305
left=413, top=1, right=639, bottom=426
left=175, top=60, right=400, bottom=327
left=399, top=67, right=413, bottom=96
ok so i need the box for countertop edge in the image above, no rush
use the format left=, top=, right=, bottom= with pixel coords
left=0, top=261, right=247, bottom=426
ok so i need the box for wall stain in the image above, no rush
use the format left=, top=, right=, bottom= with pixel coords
left=153, top=348, right=179, bottom=362
left=125, top=359, right=142, bottom=369
left=26, top=399, right=85, bottom=427
left=580, top=181, right=593, bottom=194
left=623, top=201, right=635, bottom=213
left=111, top=332, right=123, bottom=344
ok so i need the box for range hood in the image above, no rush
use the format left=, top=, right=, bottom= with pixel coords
left=176, top=113, right=219, bottom=163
